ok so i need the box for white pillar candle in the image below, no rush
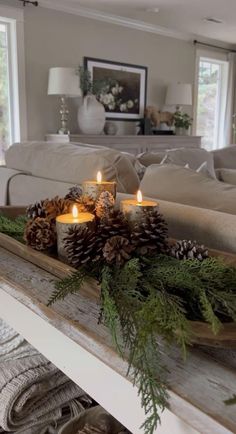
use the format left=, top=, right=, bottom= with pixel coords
left=56, top=204, right=95, bottom=260
left=82, top=171, right=116, bottom=202
left=121, top=190, right=158, bottom=226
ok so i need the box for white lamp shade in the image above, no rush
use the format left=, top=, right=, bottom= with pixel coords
left=48, top=67, right=82, bottom=97
left=165, top=83, right=192, bottom=106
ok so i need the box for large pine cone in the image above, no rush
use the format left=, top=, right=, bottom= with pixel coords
left=97, top=210, right=130, bottom=242
left=64, top=226, right=100, bottom=268
left=103, top=236, right=134, bottom=266
left=76, top=195, right=96, bottom=213
left=170, top=240, right=209, bottom=261
left=24, top=218, right=56, bottom=251
left=43, top=196, right=72, bottom=221
left=64, top=185, right=82, bottom=201
left=96, top=191, right=115, bottom=219
left=26, top=201, right=46, bottom=219
left=131, top=209, right=168, bottom=255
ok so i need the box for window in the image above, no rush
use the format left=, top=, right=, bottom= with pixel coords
left=194, top=50, right=229, bottom=150
left=0, top=7, right=27, bottom=164
left=0, top=22, right=11, bottom=163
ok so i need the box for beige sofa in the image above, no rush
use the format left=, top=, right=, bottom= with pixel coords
left=1, top=141, right=236, bottom=253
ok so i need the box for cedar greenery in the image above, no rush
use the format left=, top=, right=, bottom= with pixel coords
left=0, top=215, right=28, bottom=242
left=48, top=254, right=236, bottom=434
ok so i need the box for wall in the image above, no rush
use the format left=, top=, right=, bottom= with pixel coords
left=23, top=6, right=195, bottom=139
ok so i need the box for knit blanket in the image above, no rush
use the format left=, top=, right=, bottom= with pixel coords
left=0, top=320, right=91, bottom=432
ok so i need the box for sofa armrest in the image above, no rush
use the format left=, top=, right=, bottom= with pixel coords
left=117, top=193, right=236, bottom=254
left=0, top=167, right=28, bottom=206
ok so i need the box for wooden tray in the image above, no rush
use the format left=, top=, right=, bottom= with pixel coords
left=1, top=206, right=236, bottom=348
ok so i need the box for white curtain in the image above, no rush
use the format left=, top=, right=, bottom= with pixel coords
left=223, top=52, right=236, bottom=146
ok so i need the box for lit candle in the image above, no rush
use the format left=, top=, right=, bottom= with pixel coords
left=82, top=171, right=116, bottom=202
left=56, top=204, right=95, bottom=260
left=121, top=190, right=158, bottom=225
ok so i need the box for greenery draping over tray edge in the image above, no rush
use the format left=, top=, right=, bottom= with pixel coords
left=1, top=187, right=236, bottom=434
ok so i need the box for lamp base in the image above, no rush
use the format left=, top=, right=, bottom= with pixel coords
left=58, top=96, right=70, bottom=135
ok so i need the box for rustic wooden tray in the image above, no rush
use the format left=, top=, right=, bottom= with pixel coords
left=1, top=206, right=236, bottom=348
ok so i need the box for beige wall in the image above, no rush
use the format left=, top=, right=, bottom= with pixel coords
left=24, top=6, right=195, bottom=139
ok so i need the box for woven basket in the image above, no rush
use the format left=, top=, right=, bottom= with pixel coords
left=59, top=406, right=125, bottom=434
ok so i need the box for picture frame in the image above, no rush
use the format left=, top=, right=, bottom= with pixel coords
left=84, top=57, right=148, bottom=121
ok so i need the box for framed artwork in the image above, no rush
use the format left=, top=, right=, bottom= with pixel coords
left=84, top=57, right=148, bottom=121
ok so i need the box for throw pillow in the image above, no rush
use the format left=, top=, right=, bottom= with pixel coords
left=161, top=148, right=216, bottom=179
left=215, top=168, right=236, bottom=185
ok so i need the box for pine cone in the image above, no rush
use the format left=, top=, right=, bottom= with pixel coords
left=170, top=240, right=209, bottom=261
left=103, top=236, right=134, bottom=266
left=24, top=218, right=56, bottom=251
left=64, top=185, right=82, bottom=201
left=64, top=226, right=100, bottom=268
left=76, top=195, right=96, bottom=213
left=131, top=209, right=168, bottom=255
left=26, top=201, right=46, bottom=219
left=97, top=210, right=131, bottom=249
left=95, top=191, right=115, bottom=219
left=43, top=196, right=72, bottom=221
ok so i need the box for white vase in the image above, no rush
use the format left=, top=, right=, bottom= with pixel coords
left=78, top=95, right=105, bottom=135
left=175, top=127, right=189, bottom=136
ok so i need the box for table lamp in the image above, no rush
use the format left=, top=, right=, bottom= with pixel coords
left=165, top=83, right=192, bottom=111
left=48, top=67, right=82, bottom=135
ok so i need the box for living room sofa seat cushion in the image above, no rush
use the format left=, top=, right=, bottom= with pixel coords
left=5, top=142, right=139, bottom=194
left=140, top=164, right=236, bottom=215
left=117, top=193, right=236, bottom=254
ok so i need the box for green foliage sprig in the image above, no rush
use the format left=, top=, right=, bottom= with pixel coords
left=0, top=215, right=28, bottom=242
left=48, top=254, right=236, bottom=434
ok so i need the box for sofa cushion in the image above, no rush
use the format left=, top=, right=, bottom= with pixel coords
left=216, top=168, right=236, bottom=185
left=116, top=193, right=236, bottom=254
left=140, top=164, right=236, bottom=215
left=162, top=147, right=216, bottom=179
left=5, top=142, right=140, bottom=194
left=212, top=145, right=236, bottom=169
left=137, top=151, right=166, bottom=167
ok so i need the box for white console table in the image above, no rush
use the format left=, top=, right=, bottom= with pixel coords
left=45, top=134, right=201, bottom=155
left=70, top=134, right=201, bottom=155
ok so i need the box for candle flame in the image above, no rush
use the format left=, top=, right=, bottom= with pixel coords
left=72, top=204, right=79, bottom=219
left=137, top=190, right=143, bottom=204
left=97, top=171, right=102, bottom=183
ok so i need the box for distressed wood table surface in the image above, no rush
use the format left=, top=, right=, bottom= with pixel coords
left=0, top=246, right=235, bottom=434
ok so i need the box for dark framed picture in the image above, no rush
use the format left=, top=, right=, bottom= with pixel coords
left=84, top=57, right=148, bottom=121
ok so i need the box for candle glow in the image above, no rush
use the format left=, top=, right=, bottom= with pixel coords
left=97, top=171, right=102, bottom=183
left=72, top=204, right=79, bottom=219
left=137, top=190, right=143, bottom=204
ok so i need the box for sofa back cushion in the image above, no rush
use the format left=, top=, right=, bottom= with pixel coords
left=212, top=145, right=236, bottom=169
left=162, top=147, right=216, bottom=178
left=5, top=142, right=140, bottom=194
left=137, top=151, right=166, bottom=167
left=140, top=164, right=236, bottom=215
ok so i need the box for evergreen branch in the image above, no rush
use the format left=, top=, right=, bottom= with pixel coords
left=198, top=289, right=222, bottom=334
left=0, top=215, right=28, bottom=242
left=224, top=395, right=236, bottom=405
left=101, top=266, right=123, bottom=355
left=47, top=270, right=86, bottom=306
